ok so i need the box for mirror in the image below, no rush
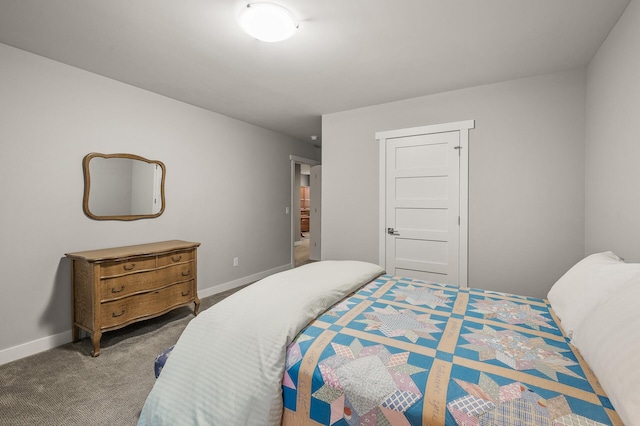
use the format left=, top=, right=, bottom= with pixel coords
left=83, top=153, right=166, bottom=221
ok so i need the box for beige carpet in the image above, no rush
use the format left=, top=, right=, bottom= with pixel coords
left=294, top=236, right=312, bottom=267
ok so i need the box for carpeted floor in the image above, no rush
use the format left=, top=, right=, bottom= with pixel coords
left=294, top=234, right=312, bottom=267
left=0, top=286, right=245, bottom=426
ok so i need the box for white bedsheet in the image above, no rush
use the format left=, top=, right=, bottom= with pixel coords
left=137, top=260, right=384, bottom=426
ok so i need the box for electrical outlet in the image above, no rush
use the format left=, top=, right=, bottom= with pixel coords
left=233, top=257, right=239, bottom=267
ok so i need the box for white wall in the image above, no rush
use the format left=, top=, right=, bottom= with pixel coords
left=322, top=70, right=586, bottom=298
left=585, top=0, right=640, bottom=260
left=0, top=43, right=319, bottom=362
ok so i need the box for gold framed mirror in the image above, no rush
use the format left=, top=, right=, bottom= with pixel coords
left=82, top=153, right=166, bottom=221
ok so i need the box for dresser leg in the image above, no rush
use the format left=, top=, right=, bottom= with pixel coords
left=193, top=297, right=201, bottom=316
left=91, top=331, right=102, bottom=357
left=72, top=325, right=79, bottom=342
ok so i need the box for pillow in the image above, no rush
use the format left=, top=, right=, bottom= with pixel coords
left=547, top=251, right=640, bottom=338
left=571, top=275, right=640, bottom=425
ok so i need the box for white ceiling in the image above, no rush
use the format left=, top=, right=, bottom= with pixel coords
left=0, top=0, right=630, bottom=144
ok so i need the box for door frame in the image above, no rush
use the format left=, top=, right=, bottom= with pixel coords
left=375, top=120, right=474, bottom=286
left=289, top=155, right=320, bottom=268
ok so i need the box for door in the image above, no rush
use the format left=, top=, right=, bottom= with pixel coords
left=377, top=120, right=474, bottom=286
left=310, top=165, right=322, bottom=260
left=290, top=155, right=320, bottom=267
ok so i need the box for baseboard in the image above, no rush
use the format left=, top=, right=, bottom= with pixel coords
left=0, top=263, right=293, bottom=367
left=198, top=263, right=292, bottom=298
left=0, top=329, right=72, bottom=366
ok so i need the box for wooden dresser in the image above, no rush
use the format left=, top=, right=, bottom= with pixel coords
left=65, top=240, right=200, bottom=356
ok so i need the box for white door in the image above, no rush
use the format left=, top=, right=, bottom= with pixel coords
left=289, top=155, right=320, bottom=267
left=309, top=165, right=322, bottom=260
left=152, top=163, right=163, bottom=214
left=377, top=121, right=474, bottom=286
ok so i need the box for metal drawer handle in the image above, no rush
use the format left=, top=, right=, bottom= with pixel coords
left=171, top=255, right=182, bottom=262
left=181, top=290, right=191, bottom=297
left=123, top=263, right=136, bottom=271
left=112, top=309, right=125, bottom=318
left=111, top=285, right=125, bottom=293
left=181, top=270, right=191, bottom=277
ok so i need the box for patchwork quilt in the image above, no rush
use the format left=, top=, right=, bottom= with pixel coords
left=282, top=275, right=622, bottom=425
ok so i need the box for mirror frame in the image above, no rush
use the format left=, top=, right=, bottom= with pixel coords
left=82, top=152, right=166, bottom=221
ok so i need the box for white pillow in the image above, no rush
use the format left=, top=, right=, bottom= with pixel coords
left=547, top=251, right=640, bottom=338
left=571, top=275, right=640, bottom=426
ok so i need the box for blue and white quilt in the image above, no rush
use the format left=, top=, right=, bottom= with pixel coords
left=282, top=275, right=622, bottom=425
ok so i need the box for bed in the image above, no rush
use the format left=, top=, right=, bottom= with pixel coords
left=139, top=255, right=640, bottom=425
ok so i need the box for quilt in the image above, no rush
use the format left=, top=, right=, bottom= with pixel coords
left=282, top=275, right=623, bottom=425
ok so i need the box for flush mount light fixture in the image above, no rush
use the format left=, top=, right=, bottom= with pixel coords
left=239, top=2, right=298, bottom=42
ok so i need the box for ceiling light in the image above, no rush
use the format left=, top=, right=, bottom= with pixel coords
left=239, top=3, right=298, bottom=43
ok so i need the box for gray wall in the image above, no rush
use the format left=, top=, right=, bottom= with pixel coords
left=0, top=43, right=319, bottom=359
left=585, top=0, right=640, bottom=260
left=88, top=157, right=133, bottom=215
left=322, top=69, right=587, bottom=298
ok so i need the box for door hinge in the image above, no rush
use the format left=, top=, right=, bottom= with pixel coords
left=458, top=216, right=460, bottom=225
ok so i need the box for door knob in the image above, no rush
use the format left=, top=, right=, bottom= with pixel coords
left=387, top=227, right=399, bottom=236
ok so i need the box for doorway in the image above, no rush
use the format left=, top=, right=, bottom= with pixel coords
left=290, top=156, right=320, bottom=268
left=376, top=120, right=474, bottom=286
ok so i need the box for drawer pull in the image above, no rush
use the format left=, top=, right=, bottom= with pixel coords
left=112, top=309, right=125, bottom=318
left=111, top=285, right=125, bottom=293
left=171, top=255, right=182, bottom=262
left=181, top=290, right=191, bottom=297
left=181, top=270, right=191, bottom=277
left=123, top=263, right=136, bottom=271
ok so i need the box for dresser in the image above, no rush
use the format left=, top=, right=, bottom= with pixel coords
left=65, top=240, right=200, bottom=356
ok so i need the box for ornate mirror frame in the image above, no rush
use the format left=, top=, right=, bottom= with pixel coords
left=82, top=152, right=166, bottom=221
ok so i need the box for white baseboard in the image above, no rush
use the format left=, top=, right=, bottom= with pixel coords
left=198, top=263, right=292, bottom=298
left=0, top=263, right=293, bottom=367
left=0, top=330, right=72, bottom=367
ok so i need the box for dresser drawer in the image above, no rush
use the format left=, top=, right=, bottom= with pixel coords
left=100, top=262, right=194, bottom=302
left=157, top=249, right=194, bottom=267
left=100, top=280, right=195, bottom=329
left=101, top=256, right=156, bottom=277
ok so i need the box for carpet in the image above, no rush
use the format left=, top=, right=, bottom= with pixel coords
left=294, top=236, right=312, bottom=267
left=0, top=287, right=244, bottom=426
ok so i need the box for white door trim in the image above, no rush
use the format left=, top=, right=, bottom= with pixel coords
left=289, top=155, right=320, bottom=268
left=375, top=120, right=474, bottom=286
